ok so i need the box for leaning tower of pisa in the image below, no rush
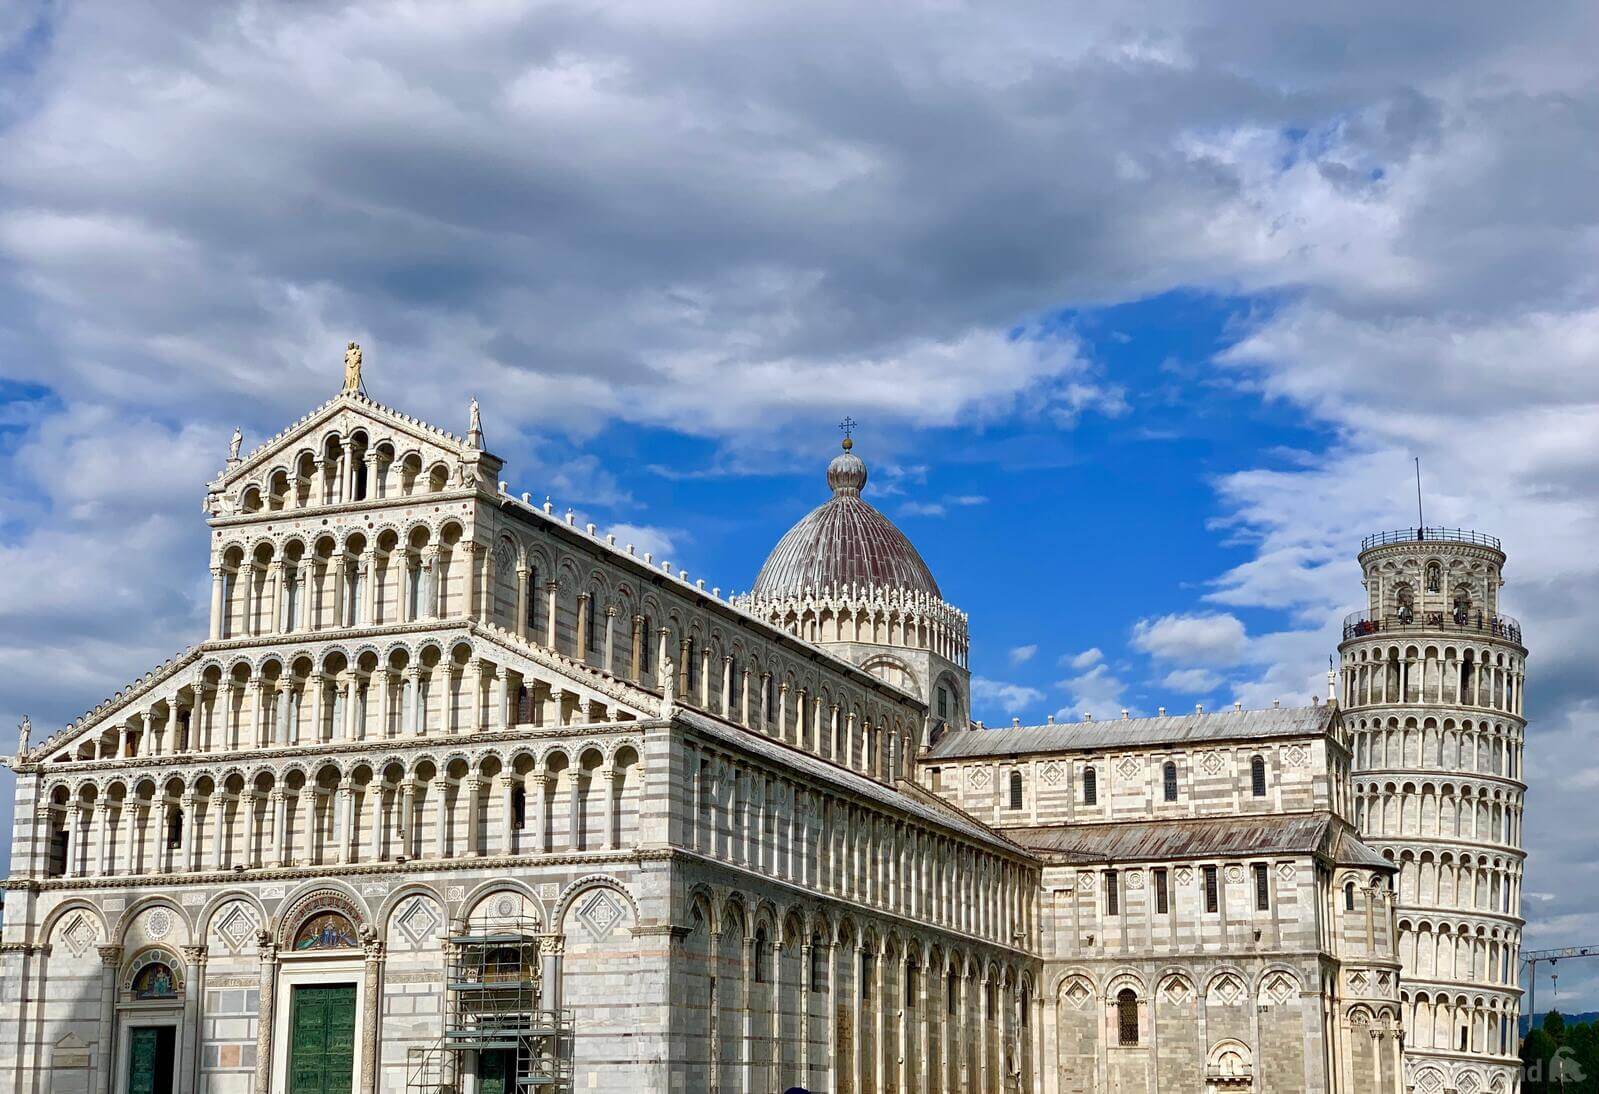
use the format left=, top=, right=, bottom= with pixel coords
left=1339, top=528, right=1527, bottom=1094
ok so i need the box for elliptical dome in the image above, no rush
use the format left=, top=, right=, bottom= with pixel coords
left=751, top=440, right=942, bottom=600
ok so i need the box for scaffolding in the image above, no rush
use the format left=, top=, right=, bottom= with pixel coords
left=408, top=917, right=574, bottom=1094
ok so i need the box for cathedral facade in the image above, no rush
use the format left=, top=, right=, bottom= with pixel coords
left=0, top=353, right=1520, bottom=1094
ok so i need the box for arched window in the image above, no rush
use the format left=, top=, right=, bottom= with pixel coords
left=511, top=785, right=526, bottom=829
left=1116, top=989, right=1139, bottom=1045
left=166, top=808, right=184, bottom=849
left=1345, top=881, right=1356, bottom=911
left=293, top=911, right=358, bottom=951
left=1426, top=561, right=1442, bottom=593
left=133, top=962, right=178, bottom=1000
left=1083, top=767, right=1097, bottom=805
left=1009, top=771, right=1023, bottom=810
left=1163, top=761, right=1178, bottom=802
left=1251, top=756, right=1267, bottom=797
left=753, top=928, right=768, bottom=983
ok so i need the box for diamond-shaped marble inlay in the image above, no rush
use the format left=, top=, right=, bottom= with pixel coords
left=61, top=914, right=95, bottom=957
left=1415, top=1071, right=1444, bottom=1094
left=1201, top=752, right=1224, bottom=775
left=1348, top=970, right=1369, bottom=993
left=145, top=909, right=172, bottom=941
left=1376, top=971, right=1392, bottom=989
left=968, top=767, right=990, bottom=789
left=1175, top=867, right=1194, bottom=886
left=1040, top=762, right=1064, bottom=787
left=396, top=898, right=441, bottom=945
left=1162, top=979, right=1193, bottom=1006
left=1457, top=1074, right=1481, bottom=1094
left=1117, top=757, right=1140, bottom=780
left=1076, top=872, right=1095, bottom=892
left=1277, top=863, right=1296, bottom=882
left=214, top=905, right=254, bottom=953
left=1265, top=975, right=1296, bottom=1005
left=1209, top=974, right=1245, bottom=1006
left=576, top=891, right=625, bottom=941
left=1064, top=980, right=1092, bottom=1009
left=1285, top=745, right=1308, bottom=767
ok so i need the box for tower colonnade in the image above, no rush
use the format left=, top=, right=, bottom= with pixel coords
left=1340, top=528, right=1526, bottom=1094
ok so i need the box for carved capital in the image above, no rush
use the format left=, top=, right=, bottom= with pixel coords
left=97, top=944, right=123, bottom=967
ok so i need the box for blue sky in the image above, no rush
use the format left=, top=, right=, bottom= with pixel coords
left=2, top=0, right=1599, bottom=1012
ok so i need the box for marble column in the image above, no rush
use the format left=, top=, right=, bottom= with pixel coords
left=360, top=937, right=384, bottom=1094
left=254, top=934, right=279, bottom=1094
left=465, top=778, right=483, bottom=857
left=528, top=774, right=548, bottom=854
left=181, top=945, right=207, bottom=1094
left=95, top=944, right=122, bottom=1094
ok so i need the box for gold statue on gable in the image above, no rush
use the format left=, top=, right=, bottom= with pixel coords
left=343, top=341, right=363, bottom=392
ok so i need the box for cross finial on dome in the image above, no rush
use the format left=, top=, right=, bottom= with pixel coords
left=839, top=415, right=857, bottom=451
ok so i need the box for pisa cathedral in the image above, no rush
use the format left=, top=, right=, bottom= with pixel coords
left=0, top=349, right=1525, bottom=1094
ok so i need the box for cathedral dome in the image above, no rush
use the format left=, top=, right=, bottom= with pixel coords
left=751, top=440, right=942, bottom=600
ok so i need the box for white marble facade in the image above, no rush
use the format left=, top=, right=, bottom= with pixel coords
left=0, top=355, right=1514, bottom=1093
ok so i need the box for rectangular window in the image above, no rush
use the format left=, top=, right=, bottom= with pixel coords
left=947, top=973, right=958, bottom=1015
left=1105, top=870, right=1119, bottom=915
left=929, top=767, right=942, bottom=790
left=639, top=616, right=652, bottom=673
left=1083, top=767, right=1097, bottom=805
left=1204, top=865, right=1219, bottom=913
left=1154, top=868, right=1169, bottom=915
left=861, top=953, right=874, bottom=1002
left=1254, top=863, right=1270, bottom=911
left=906, top=963, right=919, bottom=1009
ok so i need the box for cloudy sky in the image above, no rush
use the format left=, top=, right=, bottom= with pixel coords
left=3, top=0, right=1598, bottom=1008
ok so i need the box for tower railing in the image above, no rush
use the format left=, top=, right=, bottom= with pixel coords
left=1342, top=608, right=1522, bottom=644
left=1361, top=527, right=1502, bottom=552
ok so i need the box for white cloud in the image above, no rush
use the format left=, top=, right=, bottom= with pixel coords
left=1057, top=663, right=1127, bottom=720
left=1008, top=643, right=1038, bottom=665
left=1131, top=612, right=1248, bottom=665
left=1160, top=668, right=1223, bottom=693
left=971, top=676, right=1045, bottom=715
left=1064, top=647, right=1104, bottom=670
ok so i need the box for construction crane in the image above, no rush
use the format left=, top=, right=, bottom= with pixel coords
left=1522, top=945, right=1599, bottom=1032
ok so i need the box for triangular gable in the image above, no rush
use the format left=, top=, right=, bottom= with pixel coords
left=26, top=645, right=203, bottom=765
left=212, top=390, right=500, bottom=498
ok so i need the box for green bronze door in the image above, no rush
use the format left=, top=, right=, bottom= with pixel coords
left=126, top=1026, right=175, bottom=1094
left=479, top=1049, right=515, bottom=1094
left=288, top=984, right=357, bottom=1094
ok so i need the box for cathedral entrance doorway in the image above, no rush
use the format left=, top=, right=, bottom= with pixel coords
left=478, top=1048, right=516, bottom=1094
left=125, top=1026, right=175, bottom=1094
left=288, top=984, right=357, bottom=1093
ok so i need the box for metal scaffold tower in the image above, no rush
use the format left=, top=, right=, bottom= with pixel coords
left=408, top=916, right=574, bottom=1094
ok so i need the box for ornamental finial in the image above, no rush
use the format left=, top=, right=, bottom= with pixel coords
left=839, top=415, right=857, bottom=451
